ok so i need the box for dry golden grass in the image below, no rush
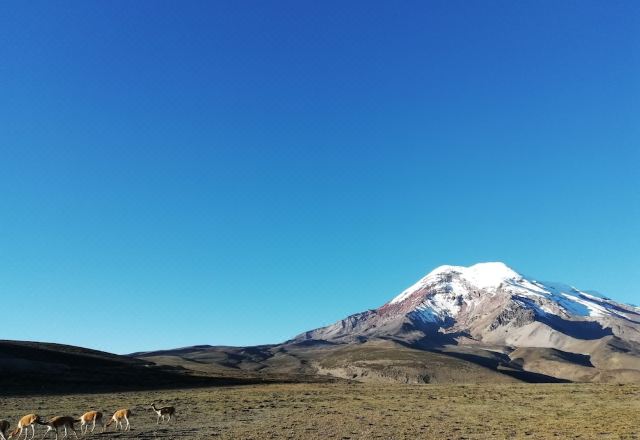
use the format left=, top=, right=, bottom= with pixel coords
left=1, top=383, right=639, bottom=439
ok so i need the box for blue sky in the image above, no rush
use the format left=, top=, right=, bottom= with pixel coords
left=1, top=1, right=638, bottom=354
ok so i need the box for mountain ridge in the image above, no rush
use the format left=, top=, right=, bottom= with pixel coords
left=296, top=261, right=639, bottom=344
left=135, top=262, right=640, bottom=384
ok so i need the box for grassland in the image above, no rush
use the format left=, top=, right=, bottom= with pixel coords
left=1, top=383, right=639, bottom=439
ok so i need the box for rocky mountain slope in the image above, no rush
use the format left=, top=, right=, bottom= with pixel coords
left=294, top=262, right=640, bottom=382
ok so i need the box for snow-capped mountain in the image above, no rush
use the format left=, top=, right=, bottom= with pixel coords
left=296, top=262, right=640, bottom=382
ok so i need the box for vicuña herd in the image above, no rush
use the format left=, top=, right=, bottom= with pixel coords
left=0, top=404, right=175, bottom=440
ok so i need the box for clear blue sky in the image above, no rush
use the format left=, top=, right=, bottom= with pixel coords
left=1, top=1, right=638, bottom=354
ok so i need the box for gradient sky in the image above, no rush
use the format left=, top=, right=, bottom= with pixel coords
left=1, top=1, right=638, bottom=354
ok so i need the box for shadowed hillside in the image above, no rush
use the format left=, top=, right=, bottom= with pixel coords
left=0, top=340, right=284, bottom=395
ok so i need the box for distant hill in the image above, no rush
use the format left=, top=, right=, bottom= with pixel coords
left=135, top=338, right=569, bottom=384
left=0, top=340, right=277, bottom=395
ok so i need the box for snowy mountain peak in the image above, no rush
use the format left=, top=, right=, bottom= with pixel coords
left=390, top=261, right=521, bottom=304
left=460, top=262, right=521, bottom=288
left=383, top=261, right=640, bottom=332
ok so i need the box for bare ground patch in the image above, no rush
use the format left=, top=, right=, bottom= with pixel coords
left=0, top=383, right=639, bottom=439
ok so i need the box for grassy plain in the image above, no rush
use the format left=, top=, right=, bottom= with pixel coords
left=1, top=383, right=638, bottom=440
